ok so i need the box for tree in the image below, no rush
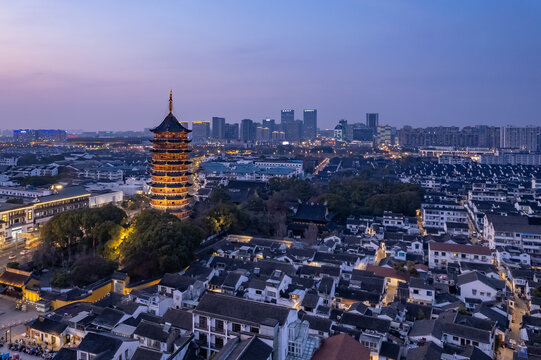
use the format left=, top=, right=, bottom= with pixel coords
left=51, top=270, right=70, bottom=288
left=120, top=210, right=205, bottom=279
left=71, top=255, right=117, bottom=286
left=275, top=212, right=288, bottom=238
left=208, top=187, right=231, bottom=204
left=303, top=223, right=319, bottom=246
left=40, top=204, right=127, bottom=262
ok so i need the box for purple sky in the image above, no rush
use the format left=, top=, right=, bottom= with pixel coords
left=1, top=1, right=540, bottom=131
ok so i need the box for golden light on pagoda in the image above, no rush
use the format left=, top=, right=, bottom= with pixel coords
left=148, top=91, right=193, bottom=219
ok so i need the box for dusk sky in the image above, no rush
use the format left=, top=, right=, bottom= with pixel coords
left=1, top=1, right=540, bottom=131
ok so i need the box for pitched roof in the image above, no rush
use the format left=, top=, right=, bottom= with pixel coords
left=151, top=113, right=190, bottom=133
left=162, top=308, right=193, bottom=331
left=406, top=342, right=442, bottom=360
left=366, top=264, right=410, bottom=282
left=456, top=271, right=505, bottom=290
left=311, top=333, right=370, bottom=360
left=428, top=242, right=491, bottom=256
left=134, top=320, right=169, bottom=342
left=27, top=316, right=67, bottom=335
left=194, top=292, right=292, bottom=326
left=159, top=273, right=196, bottom=291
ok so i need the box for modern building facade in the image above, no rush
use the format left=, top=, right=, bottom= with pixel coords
left=191, top=121, right=211, bottom=144
left=366, top=113, right=379, bottom=130
left=303, top=109, right=317, bottom=140
left=149, top=92, right=193, bottom=220
left=240, top=119, right=254, bottom=143
left=211, top=117, right=225, bottom=140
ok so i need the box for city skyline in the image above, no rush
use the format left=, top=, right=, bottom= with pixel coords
left=1, top=1, right=541, bottom=130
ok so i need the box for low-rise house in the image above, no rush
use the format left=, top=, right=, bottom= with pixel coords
left=133, top=320, right=178, bottom=354
left=26, top=316, right=68, bottom=350
left=193, top=292, right=297, bottom=359
left=457, top=271, right=505, bottom=304
left=408, top=278, right=435, bottom=305
left=75, top=332, right=139, bottom=360
left=428, top=242, right=491, bottom=269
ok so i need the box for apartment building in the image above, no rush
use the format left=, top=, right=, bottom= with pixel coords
left=193, top=292, right=297, bottom=359
left=428, top=242, right=492, bottom=269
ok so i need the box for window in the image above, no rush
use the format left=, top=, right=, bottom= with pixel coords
left=487, top=292, right=491, bottom=297
left=214, top=337, right=224, bottom=349
left=453, top=336, right=458, bottom=341
left=199, top=333, right=207, bottom=344
left=472, top=289, right=477, bottom=295
left=434, top=251, right=439, bottom=256
left=215, top=319, right=224, bottom=331
left=442, top=252, right=446, bottom=256
left=250, top=326, right=259, bottom=334
left=232, top=323, right=241, bottom=333
left=413, top=289, right=419, bottom=294
left=480, top=292, right=485, bottom=296
left=473, top=341, right=479, bottom=346
left=198, top=316, right=207, bottom=328
left=255, top=290, right=262, bottom=295
left=427, top=291, right=433, bottom=296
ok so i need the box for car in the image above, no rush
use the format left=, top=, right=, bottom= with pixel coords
left=472, top=232, right=478, bottom=237
left=20, top=250, right=28, bottom=255
left=8, top=254, right=16, bottom=260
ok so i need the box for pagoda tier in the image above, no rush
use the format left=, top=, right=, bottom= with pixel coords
left=150, top=160, right=192, bottom=165
left=148, top=91, right=193, bottom=220
left=150, top=138, right=192, bottom=143
left=149, top=182, right=192, bottom=187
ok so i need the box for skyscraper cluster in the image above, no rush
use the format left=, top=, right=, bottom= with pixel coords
left=188, top=108, right=318, bottom=144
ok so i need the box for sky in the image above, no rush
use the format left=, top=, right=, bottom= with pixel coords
left=1, top=1, right=540, bottom=131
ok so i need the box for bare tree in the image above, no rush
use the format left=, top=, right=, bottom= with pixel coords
left=275, top=212, right=288, bottom=238
left=303, top=222, right=319, bottom=246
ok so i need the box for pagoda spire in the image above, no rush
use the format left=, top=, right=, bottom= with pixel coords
left=168, top=90, right=173, bottom=114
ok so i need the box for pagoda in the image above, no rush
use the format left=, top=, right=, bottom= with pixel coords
left=149, top=91, right=192, bottom=219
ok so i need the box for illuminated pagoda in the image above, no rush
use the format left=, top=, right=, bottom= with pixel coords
left=149, top=91, right=192, bottom=219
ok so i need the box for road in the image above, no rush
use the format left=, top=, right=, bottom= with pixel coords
left=313, top=157, right=330, bottom=175
left=0, top=241, right=34, bottom=269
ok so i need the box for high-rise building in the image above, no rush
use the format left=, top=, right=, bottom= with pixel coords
left=285, top=120, right=303, bottom=142
left=375, top=125, right=397, bottom=147
left=13, top=129, right=67, bottom=143
left=281, top=109, right=294, bottom=125
left=224, top=123, right=239, bottom=141
left=240, top=119, right=254, bottom=142
left=500, top=126, right=541, bottom=151
left=352, top=125, right=374, bottom=142
left=191, top=121, right=210, bottom=144
left=212, top=117, right=226, bottom=140
left=262, top=118, right=275, bottom=133
left=339, top=119, right=348, bottom=140
left=303, top=109, right=317, bottom=140
left=149, top=91, right=192, bottom=220
left=366, top=113, right=379, bottom=130
left=256, top=126, right=271, bottom=141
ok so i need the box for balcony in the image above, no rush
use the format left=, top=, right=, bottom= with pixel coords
left=211, top=326, right=226, bottom=334
left=194, top=323, right=209, bottom=331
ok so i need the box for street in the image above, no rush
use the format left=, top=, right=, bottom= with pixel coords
left=0, top=239, right=36, bottom=269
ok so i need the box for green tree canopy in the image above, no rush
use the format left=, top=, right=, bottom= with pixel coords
left=120, top=210, right=205, bottom=279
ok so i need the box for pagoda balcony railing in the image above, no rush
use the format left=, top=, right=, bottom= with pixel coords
left=150, top=191, right=189, bottom=197
left=150, top=203, right=190, bottom=210
left=152, top=166, right=190, bottom=172
left=151, top=179, right=190, bottom=184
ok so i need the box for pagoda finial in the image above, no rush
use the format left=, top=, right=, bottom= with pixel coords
left=168, top=90, right=173, bottom=114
